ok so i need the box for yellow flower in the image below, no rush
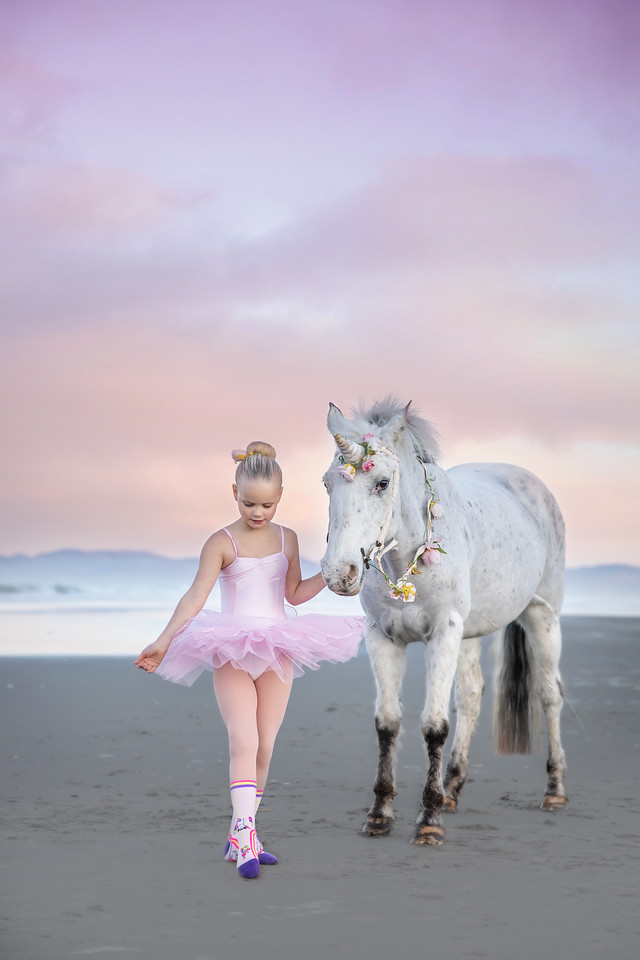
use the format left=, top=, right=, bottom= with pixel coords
left=401, top=582, right=417, bottom=602
left=389, top=580, right=417, bottom=602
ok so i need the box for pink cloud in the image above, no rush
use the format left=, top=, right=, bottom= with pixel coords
left=16, top=164, right=180, bottom=233
left=1, top=310, right=637, bottom=562
left=2, top=151, right=637, bottom=452
left=252, top=153, right=639, bottom=282
left=0, top=44, right=70, bottom=150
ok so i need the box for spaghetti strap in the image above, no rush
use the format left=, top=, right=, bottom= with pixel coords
left=279, top=524, right=285, bottom=552
left=222, top=527, right=238, bottom=558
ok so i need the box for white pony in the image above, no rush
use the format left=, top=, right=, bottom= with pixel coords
left=321, top=399, right=567, bottom=846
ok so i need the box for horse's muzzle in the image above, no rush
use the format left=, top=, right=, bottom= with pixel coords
left=320, top=559, right=364, bottom=596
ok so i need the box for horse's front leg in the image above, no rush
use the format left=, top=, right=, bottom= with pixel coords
left=413, top=612, right=463, bottom=846
left=443, top=636, right=484, bottom=811
left=363, top=620, right=407, bottom=837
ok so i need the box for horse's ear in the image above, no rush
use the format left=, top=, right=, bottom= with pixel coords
left=327, top=403, right=347, bottom=435
left=380, top=402, right=411, bottom=447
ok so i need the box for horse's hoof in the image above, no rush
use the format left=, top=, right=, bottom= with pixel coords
left=362, top=816, right=394, bottom=837
left=541, top=794, right=568, bottom=811
left=411, top=824, right=445, bottom=846
left=442, top=795, right=458, bottom=812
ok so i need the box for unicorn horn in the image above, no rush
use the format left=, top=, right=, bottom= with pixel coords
left=334, top=434, right=365, bottom=461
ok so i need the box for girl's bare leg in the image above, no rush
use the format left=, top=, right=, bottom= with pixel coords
left=213, top=663, right=259, bottom=781
left=213, top=664, right=262, bottom=876
left=255, top=669, right=293, bottom=790
left=252, top=668, right=292, bottom=865
left=213, top=664, right=291, bottom=868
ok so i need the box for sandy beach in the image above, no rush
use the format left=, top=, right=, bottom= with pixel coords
left=2, top=615, right=640, bottom=960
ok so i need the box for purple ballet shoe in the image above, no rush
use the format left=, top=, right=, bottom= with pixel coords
left=238, top=857, right=260, bottom=879
left=257, top=850, right=278, bottom=865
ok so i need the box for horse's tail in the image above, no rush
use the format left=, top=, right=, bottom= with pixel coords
left=493, top=620, right=535, bottom=754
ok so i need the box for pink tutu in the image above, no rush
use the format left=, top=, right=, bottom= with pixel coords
left=155, top=609, right=364, bottom=685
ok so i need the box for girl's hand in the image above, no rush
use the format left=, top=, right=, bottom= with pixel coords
left=283, top=528, right=326, bottom=605
left=135, top=642, right=169, bottom=673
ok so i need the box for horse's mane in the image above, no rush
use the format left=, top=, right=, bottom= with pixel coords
left=351, top=396, right=441, bottom=465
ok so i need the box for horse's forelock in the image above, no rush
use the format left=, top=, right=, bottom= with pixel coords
left=351, top=396, right=441, bottom=464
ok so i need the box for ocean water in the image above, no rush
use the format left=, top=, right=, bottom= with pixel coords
left=0, top=571, right=637, bottom=657
left=0, top=586, right=366, bottom=657
left=3, top=549, right=638, bottom=657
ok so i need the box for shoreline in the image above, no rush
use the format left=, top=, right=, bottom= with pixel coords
left=1, top=611, right=638, bottom=659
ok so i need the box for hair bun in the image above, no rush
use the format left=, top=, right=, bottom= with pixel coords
left=246, top=441, right=277, bottom=459
left=231, top=442, right=277, bottom=462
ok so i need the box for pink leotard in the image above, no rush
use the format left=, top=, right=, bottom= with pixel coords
left=218, top=526, right=288, bottom=620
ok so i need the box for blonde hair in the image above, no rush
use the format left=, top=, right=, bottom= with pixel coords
left=232, top=441, right=282, bottom=486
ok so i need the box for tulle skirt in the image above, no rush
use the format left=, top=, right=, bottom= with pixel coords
left=155, top=609, right=365, bottom=685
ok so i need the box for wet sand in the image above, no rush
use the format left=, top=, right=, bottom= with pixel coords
left=2, top=616, right=640, bottom=960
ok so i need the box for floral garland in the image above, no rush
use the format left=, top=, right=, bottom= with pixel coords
left=338, top=436, right=446, bottom=603
left=337, top=432, right=380, bottom=480
left=366, top=466, right=446, bottom=602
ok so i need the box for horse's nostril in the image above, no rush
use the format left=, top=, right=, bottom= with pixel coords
left=341, top=565, right=359, bottom=587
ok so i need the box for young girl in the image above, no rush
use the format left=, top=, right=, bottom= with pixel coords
left=135, top=442, right=363, bottom=879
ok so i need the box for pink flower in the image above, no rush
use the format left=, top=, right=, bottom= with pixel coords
left=362, top=433, right=380, bottom=455
left=430, top=502, right=444, bottom=519
left=362, top=459, right=375, bottom=471
left=420, top=539, right=445, bottom=565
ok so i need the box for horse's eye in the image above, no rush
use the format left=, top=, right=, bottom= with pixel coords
left=376, top=478, right=390, bottom=492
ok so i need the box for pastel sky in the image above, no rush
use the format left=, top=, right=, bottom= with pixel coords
left=2, top=0, right=639, bottom=566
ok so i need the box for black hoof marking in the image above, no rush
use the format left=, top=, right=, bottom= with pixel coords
left=411, top=824, right=445, bottom=846
left=363, top=817, right=394, bottom=837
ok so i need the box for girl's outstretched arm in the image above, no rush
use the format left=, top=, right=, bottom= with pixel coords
left=135, top=532, right=228, bottom=672
left=283, top=528, right=326, bottom=606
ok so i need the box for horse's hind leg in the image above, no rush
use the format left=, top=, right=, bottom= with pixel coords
left=363, top=621, right=407, bottom=837
left=520, top=598, right=568, bottom=810
left=443, top=636, right=483, bottom=811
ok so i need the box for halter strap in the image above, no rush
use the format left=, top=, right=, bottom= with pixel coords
left=375, top=442, right=400, bottom=550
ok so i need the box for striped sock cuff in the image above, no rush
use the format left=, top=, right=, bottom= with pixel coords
left=230, top=779, right=257, bottom=791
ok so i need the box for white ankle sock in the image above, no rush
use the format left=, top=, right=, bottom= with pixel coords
left=229, top=780, right=259, bottom=878
left=225, top=788, right=263, bottom=856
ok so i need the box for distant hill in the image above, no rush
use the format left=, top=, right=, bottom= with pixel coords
left=0, top=550, right=637, bottom=615
left=0, top=548, right=198, bottom=584
left=0, top=549, right=198, bottom=602
left=0, top=549, right=317, bottom=603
